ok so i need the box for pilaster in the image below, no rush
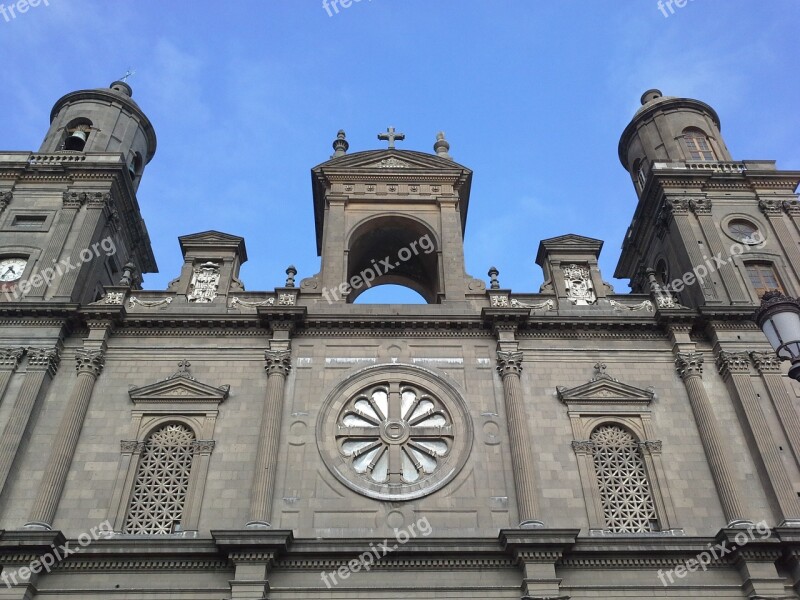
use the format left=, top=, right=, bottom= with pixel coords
left=760, top=197, right=800, bottom=282
left=0, top=348, right=25, bottom=406
left=751, top=351, right=800, bottom=469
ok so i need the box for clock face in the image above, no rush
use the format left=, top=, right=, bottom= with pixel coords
left=0, top=258, right=27, bottom=282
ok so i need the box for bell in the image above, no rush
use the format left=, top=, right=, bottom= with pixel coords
left=63, top=129, right=87, bottom=151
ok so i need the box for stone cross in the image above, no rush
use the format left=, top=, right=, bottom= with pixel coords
left=119, top=68, right=136, bottom=83
left=177, top=359, right=191, bottom=375
left=378, top=126, right=405, bottom=149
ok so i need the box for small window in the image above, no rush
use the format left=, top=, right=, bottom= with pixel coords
left=745, top=262, right=784, bottom=297
left=632, top=159, right=647, bottom=190
left=655, top=259, right=669, bottom=286
left=683, top=128, right=715, bottom=161
left=11, top=214, right=47, bottom=228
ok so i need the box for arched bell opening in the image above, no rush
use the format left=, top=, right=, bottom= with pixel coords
left=346, top=216, right=440, bottom=304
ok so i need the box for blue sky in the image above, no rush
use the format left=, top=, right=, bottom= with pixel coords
left=2, top=0, right=799, bottom=302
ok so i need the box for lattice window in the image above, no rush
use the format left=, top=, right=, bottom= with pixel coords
left=123, top=423, right=195, bottom=535
left=591, top=424, right=658, bottom=533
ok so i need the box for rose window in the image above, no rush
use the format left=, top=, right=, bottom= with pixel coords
left=338, top=384, right=453, bottom=485
left=317, top=365, right=473, bottom=500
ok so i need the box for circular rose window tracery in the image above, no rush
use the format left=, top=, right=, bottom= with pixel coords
left=317, top=364, right=473, bottom=501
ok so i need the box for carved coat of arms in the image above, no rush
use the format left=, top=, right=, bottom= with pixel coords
left=188, top=262, right=221, bottom=303
left=563, top=263, right=596, bottom=305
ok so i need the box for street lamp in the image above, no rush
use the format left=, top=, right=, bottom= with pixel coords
left=754, top=290, right=800, bottom=381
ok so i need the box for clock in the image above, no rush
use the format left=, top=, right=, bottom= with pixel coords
left=0, top=258, right=27, bottom=283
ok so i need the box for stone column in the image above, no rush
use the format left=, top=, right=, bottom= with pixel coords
left=247, top=349, right=292, bottom=528
left=664, top=198, right=719, bottom=302
left=497, top=350, right=544, bottom=528
left=690, top=198, right=750, bottom=303
left=751, top=351, right=800, bottom=468
left=53, top=192, right=110, bottom=300
left=717, top=351, right=800, bottom=525
left=0, top=348, right=25, bottom=405
left=675, top=352, right=749, bottom=526
left=760, top=198, right=800, bottom=281
left=0, top=348, right=60, bottom=496
left=25, top=349, right=105, bottom=529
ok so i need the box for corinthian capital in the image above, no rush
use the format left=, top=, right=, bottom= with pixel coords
left=716, top=351, right=751, bottom=377
left=675, top=352, right=704, bottom=380
left=689, top=198, right=712, bottom=214
left=26, top=347, right=61, bottom=376
left=0, top=191, right=12, bottom=213
left=750, top=351, right=782, bottom=374
left=664, top=198, right=691, bottom=215
left=264, top=350, right=292, bottom=376
left=75, top=349, right=106, bottom=378
left=0, top=347, right=25, bottom=370
left=759, top=198, right=784, bottom=216
left=496, top=350, right=524, bottom=377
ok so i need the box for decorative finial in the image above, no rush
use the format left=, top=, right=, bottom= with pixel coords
left=331, top=130, right=349, bottom=158
left=378, top=126, right=405, bottom=149
left=594, top=362, right=607, bottom=376
left=285, top=265, right=297, bottom=288
left=166, top=359, right=195, bottom=381
left=118, top=261, right=136, bottom=287
left=488, top=266, right=500, bottom=290
left=434, top=131, right=452, bottom=159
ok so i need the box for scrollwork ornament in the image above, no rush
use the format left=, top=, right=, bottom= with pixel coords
left=750, top=351, right=782, bottom=374
left=0, top=191, right=12, bottom=213
left=716, top=351, right=751, bottom=376
left=638, top=440, right=663, bottom=455
left=0, top=347, right=25, bottom=370
left=496, top=350, right=524, bottom=377
left=26, top=347, right=60, bottom=375
left=571, top=440, right=595, bottom=454
left=264, top=350, right=292, bottom=376
left=120, top=440, right=146, bottom=453
left=759, top=198, right=784, bottom=216
left=192, top=440, right=216, bottom=454
left=675, top=352, right=703, bottom=380
left=510, top=298, right=555, bottom=311
left=75, top=349, right=105, bottom=378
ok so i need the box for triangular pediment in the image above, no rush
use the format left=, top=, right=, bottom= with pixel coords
left=315, top=149, right=469, bottom=172
left=178, top=230, right=244, bottom=244
left=178, top=230, right=247, bottom=262
left=557, top=375, right=654, bottom=405
left=541, top=234, right=604, bottom=247
left=129, top=374, right=230, bottom=405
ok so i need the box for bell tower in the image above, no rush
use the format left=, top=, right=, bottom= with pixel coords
left=0, top=81, right=157, bottom=304
left=300, top=129, right=486, bottom=304
left=615, top=90, right=800, bottom=308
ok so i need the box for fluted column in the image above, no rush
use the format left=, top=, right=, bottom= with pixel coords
left=26, top=349, right=105, bottom=529
left=751, top=351, right=800, bottom=467
left=0, top=347, right=25, bottom=405
left=247, top=349, right=292, bottom=528
left=0, top=347, right=60, bottom=496
left=675, top=352, right=749, bottom=525
left=497, top=350, right=543, bottom=528
left=717, top=351, right=800, bottom=525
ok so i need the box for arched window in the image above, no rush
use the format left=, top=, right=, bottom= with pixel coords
left=590, top=424, right=658, bottom=533
left=745, top=262, right=784, bottom=298
left=62, top=118, right=93, bottom=152
left=655, top=259, right=669, bottom=287
left=682, top=128, right=715, bottom=161
left=123, top=423, right=196, bottom=534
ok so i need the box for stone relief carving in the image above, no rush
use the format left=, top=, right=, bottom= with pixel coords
left=229, top=296, right=275, bottom=308
left=188, top=262, right=221, bottom=303
left=511, top=298, right=555, bottom=311
left=609, top=299, right=654, bottom=312
left=128, top=296, right=173, bottom=309
left=563, top=263, right=596, bottom=305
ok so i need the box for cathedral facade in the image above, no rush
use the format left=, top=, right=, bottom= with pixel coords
left=0, top=81, right=799, bottom=599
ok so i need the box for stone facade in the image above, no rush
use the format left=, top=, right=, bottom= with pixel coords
left=0, top=84, right=799, bottom=599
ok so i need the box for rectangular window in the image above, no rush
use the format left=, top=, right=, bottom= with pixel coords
left=12, top=214, right=47, bottom=228
left=746, top=263, right=784, bottom=297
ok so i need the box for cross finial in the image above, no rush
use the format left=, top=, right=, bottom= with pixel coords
left=119, top=68, right=136, bottom=83
left=177, top=359, right=191, bottom=374
left=594, top=362, right=607, bottom=377
left=378, top=126, right=405, bottom=149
